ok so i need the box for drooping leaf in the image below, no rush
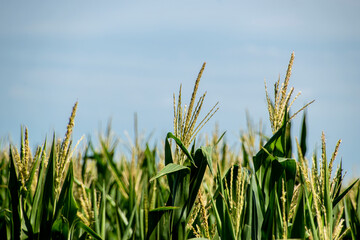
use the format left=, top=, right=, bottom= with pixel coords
left=200, top=146, right=214, bottom=175
left=254, top=123, right=286, bottom=172
left=167, top=132, right=196, bottom=167
left=149, top=163, right=189, bottom=182
left=70, top=218, right=102, bottom=240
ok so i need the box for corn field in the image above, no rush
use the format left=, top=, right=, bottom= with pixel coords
left=1, top=53, right=360, bottom=240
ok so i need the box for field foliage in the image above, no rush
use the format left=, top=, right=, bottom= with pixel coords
left=1, top=53, right=359, bottom=240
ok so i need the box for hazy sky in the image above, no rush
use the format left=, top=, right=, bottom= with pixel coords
left=1, top=1, right=359, bottom=177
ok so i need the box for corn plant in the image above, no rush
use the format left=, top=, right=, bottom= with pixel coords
left=1, top=53, right=359, bottom=240
left=147, top=63, right=218, bottom=240
left=4, top=102, right=102, bottom=240
left=296, top=132, right=358, bottom=240
left=344, top=181, right=360, bottom=239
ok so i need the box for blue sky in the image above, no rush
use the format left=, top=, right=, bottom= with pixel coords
left=1, top=1, right=359, bottom=178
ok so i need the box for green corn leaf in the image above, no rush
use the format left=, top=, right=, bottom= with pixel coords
left=101, top=182, right=106, bottom=239
left=303, top=184, right=319, bottom=240
left=216, top=192, right=236, bottom=240
left=332, top=160, right=344, bottom=200
left=54, top=161, right=78, bottom=226
left=9, top=146, right=21, bottom=240
left=122, top=207, right=136, bottom=240
left=333, top=178, right=359, bottom=207
left=284, top=115, right=292, bottom=158
left=188, top=238, right=210, bottom=240
left=115, top=205, right=123, bottom=240
left=89, top=143, right=107, bottom=184
left=191, top=139, right=196, bottom=157
left=344, top=196, right=360, bottom=239
left=30, top=143, right=48, bottom=232
left=149, top=206, right=180, bottom=212
left=250, top=175, right=264, bottom=240
left=300, top=112, right=307, bottom=156
left=147, top=197, right=173, bottom=239
left=171, top=170, right=190, bottom=239
left=187, top=147, right=212, bottom=213
left=213, top=163, right=236, bottom=240
left=107, top=146, right=128, bottom=196
left=242, top=142, right=249, bottom=169
left=215, top=131, right=226, bottom=146
left=146, top=135, right=181, bottom=238
left=262, top=189, right=276, bottom=239
left=39, top=135, right=56, bottom=239
left=254, top=123, right=285, bottom=172
left=210, top=196, right=222, bottom=232
left=323, top=154, right=333, bottom=239
left=24, top=146, right=42, bottom=200
left=200, top=146, right=213, bottom=175
left=274, top=157, right=297, bottom=202
left=289, top=187, right=305, bottom=238
left=92, top=183, right=100, bottom=235
left=357, top=184, right=360, bottom=224
left=21, top=199, right=34, bottom=238
left=165, top=133, right=174, bottom=166
left=149, top=163, right=189, bottom=182
left=167, top=132, right=196, bottom=167
left=164, top=135, right=174, bottom=195
left=69, top=218, right=102, bottom=240
left=51, top=216, right=69, bottom=239
left=241, top=176, right=253, bottom=239
left=81, top=144, right=90, bottom=182
left=143, top=145, right=156, bottom=177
